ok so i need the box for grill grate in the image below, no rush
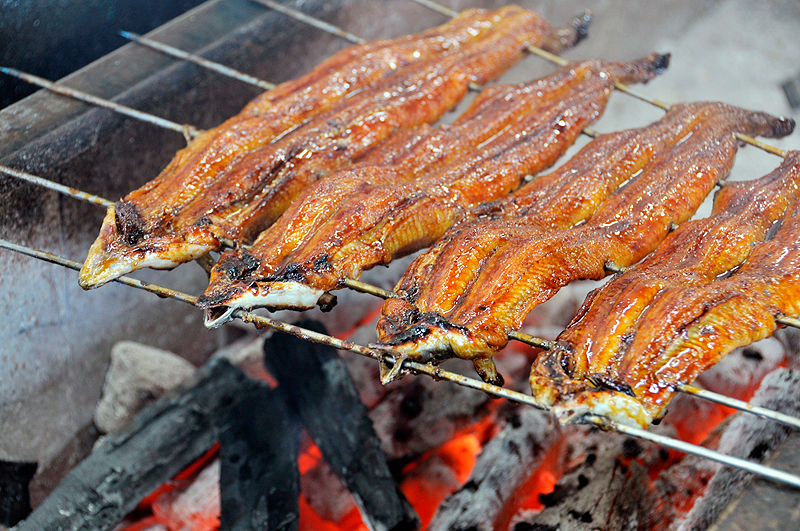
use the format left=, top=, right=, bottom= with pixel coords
left=1, top=0, right=799, bottom=500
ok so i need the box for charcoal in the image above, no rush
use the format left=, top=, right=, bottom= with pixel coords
left=672, top=368, right=800, bottom=531
left=301, top=458, right=357, bottom=523
left=428, top=407, right=560, bottom=531
left=218, top=381, right=301, bottom=531
left=511, top=428, right=655, bottom=531
left=0, top=460, right=36, bottom=527
left=708, top=431, right=800, bottom=531
left=369, top=373, right=492, bottom=461
left=263, top=321, right=420, bottom=531
left=643, top=439, right=723, bottom=531
left=15, top=359, right=247, bottom=531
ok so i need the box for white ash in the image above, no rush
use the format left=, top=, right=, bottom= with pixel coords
left=160, top=458, right=220, bottom=528
left=93, top=341, right=196, bottom=434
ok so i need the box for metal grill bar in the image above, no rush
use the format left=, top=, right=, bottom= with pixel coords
left=119, top=31, right=275, bottom=90
left=0, top=165, right=113, bottom=207
left=0, top=67, right=201, bottom=143
left=252, top=0, right=366, bottom=45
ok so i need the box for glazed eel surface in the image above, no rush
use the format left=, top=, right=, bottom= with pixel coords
left=80, top=6, right=560, bottom=288
left=376, top=103, right=794, bottom=386
left=197, top=54, right=669, bottom=325
left=530, top=151, right=800, bottom=427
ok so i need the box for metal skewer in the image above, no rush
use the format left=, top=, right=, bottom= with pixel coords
left=119, top=31, right=275, bottom=90
left=0, top=67, right=201, bottom=143
left=6, top=0, right=799, bottom=446
left=586, top=414, right=800, bottom=489
left=0, top=239, right=196, bottom=304
left=777, top=314, right=800, bottom=328
left=252, top=0, right=366, bottom=45
left=406, top=0, right=788, bottom=159
left=0, top=165, right=113, bottom=208
left=7, top=160, right=799, bottom=362
left=3, top=238, right=800, bottom=490
left=342, top=278, right=399, bottom=299
left=509, top=329, right=800, bottom=430
left=677, top=383, right=800, bottom=430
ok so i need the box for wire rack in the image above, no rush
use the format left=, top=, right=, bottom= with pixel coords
left=2, top=0, right=800, bottom=492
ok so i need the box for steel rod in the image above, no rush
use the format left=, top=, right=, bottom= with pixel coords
left=342, top=278, right=399, bottom=299
left=0, top=239, right=197, bottom=305
left=408, top=0, right=457, bottom=18
left=678, top=383, right=800, bottom=430
left=0, top=67, right=201, bottom=142
left=587, top=414, right=800, bottom=489
left=405, top=0, right=786, bottom=158
left=0, top=165, right=113, bottom=207
left=777, top=314, right=800, bottom=328
left=119, top=31, right=275, bottom=90
left=251, top=0, right=366, bottom=45
left=3, top=238, right=800, bottom=490
left=507, top=330, right=552, bottom=350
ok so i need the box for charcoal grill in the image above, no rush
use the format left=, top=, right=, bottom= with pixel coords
left=2, top=0, right=800, bottom=529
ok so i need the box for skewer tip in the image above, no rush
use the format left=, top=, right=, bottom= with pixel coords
left=118, top=30, right=138, bottom=40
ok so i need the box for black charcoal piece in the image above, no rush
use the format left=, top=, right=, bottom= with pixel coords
left=263, top=321, right=420, bottom=531
left=0, top=459, right=37, bottom=527
left=219, top=380, right=301, bottom=531
left=15, top=359, right=246, bottom=531
left=513, top=429, right=652, bottom=531
left=428, top=407, right=560, bottom=531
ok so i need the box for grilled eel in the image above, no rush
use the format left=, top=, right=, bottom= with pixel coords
left=197, top=54, right=670, bottom=325
left=383, top=102, right=735, bottom=331
left=79, top=6, right=569, bottom=289
left=377, top=103, right=794, bottom=385
left=530, top=151, right=800, bottom=427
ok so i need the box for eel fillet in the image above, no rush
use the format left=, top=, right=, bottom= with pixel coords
left=198, top=54, right=669, bottom=326
left=376, top=103, right=794, bottom=385
left=530, top=152, right=800, bottom=427
left=80, top=6, right=565, bottom=288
